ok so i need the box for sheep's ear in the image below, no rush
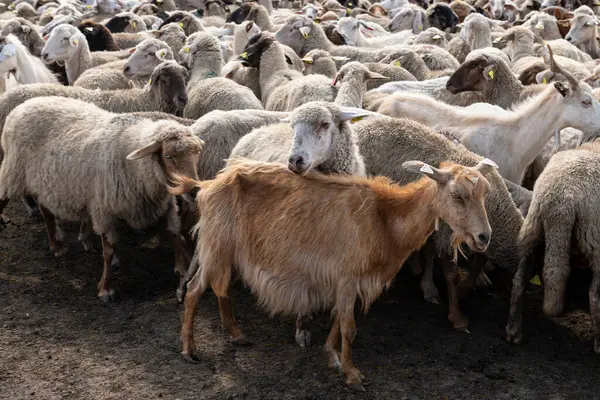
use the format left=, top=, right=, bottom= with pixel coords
left=402, top=161, right=450, bottom=184
left=483, top=64, right=496, bottom=80
left=472, top=158, right=498, bottom=175
left=338, top=107, right=378, bottom=124
left=553, top=81, right=571, bottom=97
left=245, top=21, right=254, bottom=32
left=156, top=48, right=169, bottom=60
left=412, top=10, right=425, bottom=34
left=366, top=71, right=388, bottom=80
left=332, top=56, right=349, bottom=62
left=536, top=70, right=553, bottom=84
left=69, top=36, right=79, bottom=46
left=127, top=140, right=163, bottom=160
left=504, top=2, right=518, bottom=11
left=21, top=25, right=30, bottom=33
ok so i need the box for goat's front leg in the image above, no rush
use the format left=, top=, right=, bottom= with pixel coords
left=325, top=315, right=342, bottom=372
left=98, top=231, right=117, bottom=304
left=420, top=241, right=441, bottom=304
left=338, top=296, right=366, bottom=391
left=458, top=252, right=488, bottom=298
left=181, top=265, right=207, bottom=363
left=295, top=313, right=313, bottom=347
left=39, top=206, right=67, bottom=256
left=442, top=256, right=469, bottom=332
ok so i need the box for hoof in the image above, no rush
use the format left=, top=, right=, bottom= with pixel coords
left=346, top=381, right=366, bottom=392
left=52, top=244, right=68, bottom=257
left=505, top=326, right=523, bottom=345
left=176, top=286, right=186, bottom=304
left=181, top=352, right=200, bottom=363
left=295, top=329, right=311, bottom=347
left=421, top=283, right=441, bottom=305
left=98, top=289, right=115, bottom=305
left=424, top=294, right=442, bottom=305
left=231, top=335, right=252, bottom=346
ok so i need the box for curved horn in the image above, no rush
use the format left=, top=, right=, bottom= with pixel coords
left=546, top=44, right=579, bottom=89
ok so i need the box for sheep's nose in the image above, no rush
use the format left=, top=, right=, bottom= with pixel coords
left=477, top=232, right=490, bottom=247
left=288, top=155, right=305, bottom=173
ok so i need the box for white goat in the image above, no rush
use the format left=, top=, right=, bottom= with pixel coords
left=0, top=35, right=58, bottom=92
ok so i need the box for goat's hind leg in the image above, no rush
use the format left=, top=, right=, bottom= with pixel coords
left=420, top=242, right=441, bottom=304
left=212, top=266, right=249, bottom=345
left=177, top=247, right=200, bottom=303
left=39, top=206, right=67, bottom=256
left=295, top=313, right=313, bottom=347
left=181, top=265, right=208, bottom=363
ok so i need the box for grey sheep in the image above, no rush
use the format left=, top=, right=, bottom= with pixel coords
left=332, top=62, right=388, bottom=108
left=181, top=32, right=263, bottom=120
left=506, top=139, right=600, bottom=354
left=0, top=96, right=204, bottom=303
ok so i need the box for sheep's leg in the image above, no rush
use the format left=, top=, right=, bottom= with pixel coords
left=407, top=251, right=423, bottom=276
left=212, top=269, right=249, bottom=345
left=20, top=195, right=40, bottom=219
left=295, top=313, right=312, bottom=347
left=420, top=242, right=441, bottom=304
left=589, top=267, right=600, bottom=354
left=442, top=256, right=469, bottom=333
left=181, top=266, right=206, bottom=363
left=39, top=206, right=67, bottom=256
left=458, top=253, right=488, bottom=298
left=158, top=205, right=191, bottom=278
left=542, top=221, right=572, bottom=317
left=506, top=255, right=536, bottom=345
left=0, top=198, right=9, bottom=231
left=177, top=247, right=200, bottom=303
left=324, top=315, right=342, bottom=373
left=78, top=219, right=95, bottom=252
left=339, top=303, right=366, bottom=391
left=98, top=232, right=116, bottom=304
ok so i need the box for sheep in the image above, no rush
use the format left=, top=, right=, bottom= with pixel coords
left=506, top=139, right=600, bottom=354
left=362, top=61, right=416, bottom=89
left=378, top=48, right=455, bottom=81
left=450, top=0, right=477, bottom=22
left=564, top=13, right=600, bottom=59
left=387, top=4, right=428, bottom=34
left=233, top=20, right=261, bottom=56
left=457, top=13, right=495, bottom=51
left=78, top=19, right=121, bottom=51
left=159, top=11, right=205, bottom=36
left=353, top=116, right=523, bottom=331
left=0, top=96, right=203, bottom=302
left=181, top=32, right=263, bottom=120
left=235, top=3, right=278, bottom=32
left=175, top=157, right=493, bottom=391
left=332, top=61, right=388, bottom=108
left=484, top=0, right=519, bottom=21
left=425, top=3, right=460, bottom=32
left=106, top=12, right=147, bottom=33
left=142, top=15, right=164, bottom=31
left=412, top=27, right=449, bottom=48
left=0, top=61, right=189, bottom=137
left=337, top=16, right=412, bottom=48
left=41, top=24, right=123, bottom=85
left=522, top=11, right=562, bottom=40
left=533, top=38, right=594, bottom=63
left=1, top=17, right=46, bottom=57
left=0, top=34, right=59, bottom=90
left=14, top=2, right=37, bottom=23
left=301, top=49, right=342, bottom=78
left=377, top=46, right=600, bottom=184
left=240, top=32, right=336, bottom=111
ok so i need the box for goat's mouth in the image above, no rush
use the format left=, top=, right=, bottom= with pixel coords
left=467, top=234, right=489, bottom=252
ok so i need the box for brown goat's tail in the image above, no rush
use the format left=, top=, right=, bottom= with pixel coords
left=168, top=174, right=201, bottom=196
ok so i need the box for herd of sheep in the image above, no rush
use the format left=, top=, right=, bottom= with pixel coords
left=0, top=0, right=599, bottom=391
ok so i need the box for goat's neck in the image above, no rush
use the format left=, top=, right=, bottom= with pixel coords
left=334, top=75, right=366, bottom=108
left=189, top=52, right=222, bottom=86
left=65, top=41, right=92, bottom=85
left=483, top=64, right=524, bottom=108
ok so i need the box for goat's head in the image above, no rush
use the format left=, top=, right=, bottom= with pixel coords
left=148, top=60, right=189, bottom=114
left=565, top=14, right=599, bottom=45
left=282, top=102, right=376, bottom=175
left=450, top=0, right=477, bottom=22
left=127, top=121, right=204, bottom=201
left=403, top=159, right=494, bottom=254
left=41, top=24, right=81, bottom=64
left=0, top=36, right=18, bottom=75
left=446, top=52, right=502, bottom=94
left=426, top=3, right=459, bottom=32
left=124, top=39, right=172, bottom=78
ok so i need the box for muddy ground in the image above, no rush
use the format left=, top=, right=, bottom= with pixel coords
left=1, top=201, right=600, bottom=400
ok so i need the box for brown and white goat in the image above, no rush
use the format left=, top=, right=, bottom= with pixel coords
left=173, top=158, right=494, bottom=391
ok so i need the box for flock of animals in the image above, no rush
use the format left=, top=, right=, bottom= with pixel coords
left=0, top=0, right=599, bottom=391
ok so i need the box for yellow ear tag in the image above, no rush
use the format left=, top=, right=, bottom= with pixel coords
left=132, top=21, right=137, bottom=28
left=73, top=38, right=78, bottom=46
left=418, top=25, right=423, bottom=31
left=542, top=77, right=547, bottom=84
left=147, top=78, right=152, bottom=84
left=530, top=275, right=541, bottom=285
left=86, top=5, right=92, bottom=9
left=394, top=60, right=401, bottom=67
left=350, top=115, right=365, bottom=123
left=488, top=69, right=494, bottom=79
left=240, top=51, right=248, bottom=59
left=178, top=22, right=184, bottom=28
left=183, top=46, right=190, bottom=53
left=346, top=8, right=351, bottom=14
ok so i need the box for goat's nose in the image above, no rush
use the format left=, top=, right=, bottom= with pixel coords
left=565, top=36, right=572, bottom=42
left=477, top=232, right=490, bottom=246
left=288, top=155, right=304, bottom=173
left=123, top=65, right=130, bottom=74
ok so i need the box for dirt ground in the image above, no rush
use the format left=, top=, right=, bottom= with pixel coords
left=2, top=202, right=600, bottom=400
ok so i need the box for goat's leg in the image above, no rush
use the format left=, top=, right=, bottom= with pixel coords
left=420, top=241, right=441, bottom=304
left=213, top=268, right=248, bottom=345
left=78, top=219, right=95, bottom=252
left=407, top=251, right=423, bottom=276
left=98, top=231, right=117, bottom=304
left=177, top=248, right=200, bottom=303
left=20, top=195, right=40, bottom=219
left=458, top=253, right=488, bottom=298
left=337, top=296, right=366, bottom=391
left=39, top=206, right=67, bottom=256
left=589, top=267, right=600, bottom=354
left=295, top=313, right=313, bottom=347
left=0, top=197, right=9, bottom=231
left=324, top=315, right=342, bottom=373
left=442, top=256, right=469, bottom=332
left=181, top=266, right=206, bottom=363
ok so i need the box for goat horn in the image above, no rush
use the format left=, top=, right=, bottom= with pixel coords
left=546, top=44, right=579, bottom=89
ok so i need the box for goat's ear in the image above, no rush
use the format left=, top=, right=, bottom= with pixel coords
left=127, top=140, right=163, bottom=160
left=21, top=25, right=30, bottom=33
left=402, top=161, right=450, bottom=183
left=483, top=64, right=496, bottom=80
left=585, top=19, right=599, bottom=27
left=338, top=107, right=379, bottom=123
left=69, top=35, right=79, bottom=47
left=472, top=158, right=498, bottom=176
left=553, top=81, right=571, bottom=97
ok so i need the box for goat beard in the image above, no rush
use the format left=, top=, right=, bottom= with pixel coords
left=450, top=233, right=468, bottom=264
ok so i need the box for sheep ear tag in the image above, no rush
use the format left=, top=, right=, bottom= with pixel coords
left=530, top=275, right=541, bottom=285
left=178, top=22, right=184, bottom=28
left=488, top=69, right=494, bottom=80
left=240, top=51, right=248, bottom=59
left=147, top=78, right=152, bottom=85
left=535, top=22, right=544, bottom=30
left=350, top=115, right=365, bottom=124
left=420, top=164, right=434, bottom=174
left=183, top=46, right=190, bottom=53
left=85, top=26, right=94, bottom=32
left=70, top=37, right=79, bottom=47
left=156, top=48, right=168, bottom=60
left=394, top=60, right=401, bottom=67
left=542, top=77, right=547, bottom=84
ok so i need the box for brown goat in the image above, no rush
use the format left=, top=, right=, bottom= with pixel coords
left=173, top=158, right=494, bottom=391
left=450, top=0, right=477, bottom=22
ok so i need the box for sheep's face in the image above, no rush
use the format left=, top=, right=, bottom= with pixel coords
left=274, top=16, right=312, bottom=55
left=124, top=40, right=172, bottom=78
left=0, top=19, right=33, bottom=44
left=301, top=4, right=319, bottom=20
left=426, top=4, right=459, bottom=32
left=402, top=160, right=494, bottom=254
left=388, top=7, right=425, bottom=34
left=148, top=61, right=189, bottom=114
left=565, top=15, right=598, bottom=46
left=41, top=25, right=80, bottom=64
left=179, top=32, right=221, bottom=68
left=239, top=32, right=274, bottom=68
left=446, top=55, right=491, bottom=93
left=415, top=28, right=448, bottom=48
left=97, top=0, right=122, bottom=14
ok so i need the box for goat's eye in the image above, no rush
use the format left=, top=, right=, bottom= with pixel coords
left=450, top=192, right=462, bottom=201
left=164, top=153, right=172, bottom=159
left=583, top=99, right=592, bottom=106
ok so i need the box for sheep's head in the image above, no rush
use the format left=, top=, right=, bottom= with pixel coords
left=414, top=27, right=448, bottom=48
left=204, top=0, right=229, bottom=17
left=226, top=3, right=252, bottom=24
left=179, top=31, right=221, bottom=69
left=274, top=15, right=315, bottom=54
left=151, top=23, right=186, bottom=56
left=323, top=23, right=347, bottom=45
left=147, top=61, right=189, bottom=115
left=282, top=102, right=376, bottom=174
left=565, top=14, right=599, bottom=46
left=1, top=18, right=35, bottom=42
left=483, top=0, right=518, bottom=21
left=332, top=61, right=387, bottom=86
left=239, top=31, right=275, bottom=68
left=41, top=24, right=81, bottom=64
left=426, top=3, right=459, bottom=32
left=124, top=39, right=172, bottom=78
left=403, top=159, right=494, bottom=255
left=446, top=52, right=503, bottom=93
left=133, top=3, right=160, bottom=16
left=388, top=5, right=428, bottom=33
left=126, top=121, right=204, bottom=201
left=105, top=12, right=139, bottom=33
